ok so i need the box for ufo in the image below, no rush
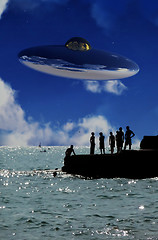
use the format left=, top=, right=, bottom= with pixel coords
left=18, top=37, right=139, bottom=80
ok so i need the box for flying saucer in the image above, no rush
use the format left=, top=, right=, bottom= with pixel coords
left=18, top=37, right=139, bottom=80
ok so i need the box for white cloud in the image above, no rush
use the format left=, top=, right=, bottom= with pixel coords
left=84, top=81, right=102, bottom=93
left=63, top=122, right=75, bottom=132
left=78, top=115, right=111, bottom=134
left=0, top=80, right=26, bottom=131
left=71, top=115, right=113, bottom=146
left=0, top=78, right=139, bottom=148
left=91, top=2, right=114, bottom=33
left=104, top=80, right=127, bottom=95
left=0, top=78, right=53, bottom=146
left=0, top=0, right=9, bottom=18
left=0, top=78, right=114, bottom=146
left=84, top=80, right=127, bottom=95
left=90, top=0, right=128, bottom=35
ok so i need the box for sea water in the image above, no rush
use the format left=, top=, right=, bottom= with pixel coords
left=0, top=146, right=158, bottom=240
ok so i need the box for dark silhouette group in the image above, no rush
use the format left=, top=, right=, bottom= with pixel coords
left=90, top=131, right=106, bottom=155
left=65, top=126, right=135, bottom=157
left=90, top=126, right=135, bottom=155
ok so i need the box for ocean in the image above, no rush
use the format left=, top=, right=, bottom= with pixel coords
left=0, top=146, right=158, bottom=240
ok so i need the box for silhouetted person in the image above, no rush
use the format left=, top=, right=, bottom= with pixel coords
left=124, top=126, right=135, bottom=150
left=90, top=132, right=95, bottom=155
left=99, top=132, right=105, bottom=154
left=116, top=127, right=124, bottom=153
left=109, top=132, right=115, bottom=154
left=65, top=145, right=76, bottom=157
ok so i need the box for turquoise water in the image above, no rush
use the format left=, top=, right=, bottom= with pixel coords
left=0, top=146, right=158, bottom=239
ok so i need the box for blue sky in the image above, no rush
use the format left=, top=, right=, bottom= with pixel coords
left=0, top=0, right=158, bottom=146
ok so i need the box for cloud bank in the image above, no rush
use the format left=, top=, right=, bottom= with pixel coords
left=0, top=78, right=115, bottom=146
left=0, top=78, right=140, bottom=148
left=0, top=78, right=52, bottom=146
